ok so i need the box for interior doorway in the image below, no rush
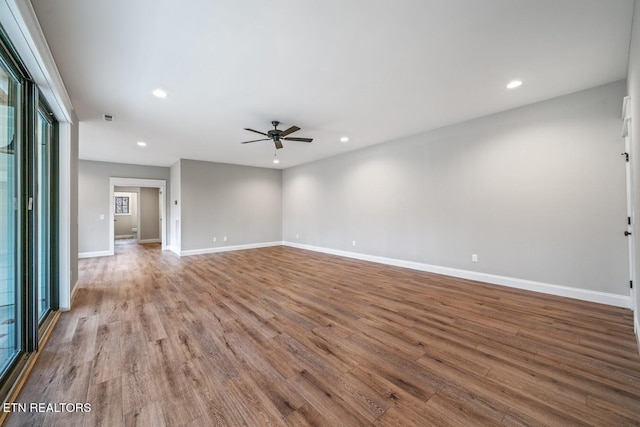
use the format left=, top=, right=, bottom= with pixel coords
left=114, top=187, right=139, bottom=245
left=109, top=177, right=167, bottom=255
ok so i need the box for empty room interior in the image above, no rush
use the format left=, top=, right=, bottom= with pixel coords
left=2, top=0, right=640, bottom=425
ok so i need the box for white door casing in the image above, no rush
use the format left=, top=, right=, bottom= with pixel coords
left=623, top=96, right=635, bottom=315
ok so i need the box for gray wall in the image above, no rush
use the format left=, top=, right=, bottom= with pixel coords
left=283, top=81, right=628, bottom=295
left=140, top=187, right=160, bottom=240
left=180, top=159, right=282, bottom=251
left=628, top=0, right=640, bottom=322
left=78, top=160, right=170, bottom=254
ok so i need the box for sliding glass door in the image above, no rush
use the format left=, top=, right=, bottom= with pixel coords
left=0, top=25, right=59, bottom=398
left=0, top=46, right=20, bottom=376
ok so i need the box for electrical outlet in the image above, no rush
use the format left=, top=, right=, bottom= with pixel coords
left=472, top=254, right=478, bottom=262
left=352, top=240, right=356, bottom=246
left=223, top=236, right=228, bottom=242
left=100, top=214, right=105, bottom=220
left=213, top=237, right=217, bottom=243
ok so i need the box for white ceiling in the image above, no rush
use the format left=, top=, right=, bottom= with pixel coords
left=31, top=0, right=634, bottom=169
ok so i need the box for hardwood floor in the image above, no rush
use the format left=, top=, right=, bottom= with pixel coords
left=4, top=243, right=640, bottom=426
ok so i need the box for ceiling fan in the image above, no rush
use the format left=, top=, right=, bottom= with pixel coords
left=241, top=121, right=313, bottom=149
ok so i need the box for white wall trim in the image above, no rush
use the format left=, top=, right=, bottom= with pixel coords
left=180, top=241, right=283, bottom=257
left=623, top=95, right=631, bottom=120
left=60, top=280, right=80, bottom=312
left=78, top=251, right=112, bottom=259
left=167, top=246, right=181, bottom=256
left=139, top=238, right=161, bottom=244
left=57, top=123, right=72, bottom=310
left=634, top=298, right=640, bottom=353
left=636, top=315, right=640, bottom=354
left=115, top=234, right=134, bottom=239
left=283, top=242, right=631, bottom=309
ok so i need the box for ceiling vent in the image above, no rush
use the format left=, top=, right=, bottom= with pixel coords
left=103, top=114, right=114, bottom=122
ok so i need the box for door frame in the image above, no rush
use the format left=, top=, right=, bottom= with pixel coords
left=623, top=96, right=635, bottom=315
left=109, top=177, right=167, bottom=255
left=624, top=123, right=635, bottom=312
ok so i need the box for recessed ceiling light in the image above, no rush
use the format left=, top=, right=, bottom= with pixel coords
left=506, top=80, right=523, bottom=89
left=152, top=88, right=168, bottom=98
left=340, top=136, right=349, bottom=143
left=137, top=141, right=147, bottom=147
left=273, top=158, right=280, bottom=164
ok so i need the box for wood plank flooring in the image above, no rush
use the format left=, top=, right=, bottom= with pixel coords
left=4, top=243, right=640, bottom=426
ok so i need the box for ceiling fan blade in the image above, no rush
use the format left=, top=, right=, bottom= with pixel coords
left=241, top=138, right=270, bottom=144
left=284, top=137, right=313, bottom=142
left=280, top=126, right=300, bottom=137
left=244, top=128, right=268, bottom=136
left=275, top=139, right=283, bottom=149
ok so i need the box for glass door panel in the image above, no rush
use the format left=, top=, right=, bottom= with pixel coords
left=0, top=59, right=20, bottom=375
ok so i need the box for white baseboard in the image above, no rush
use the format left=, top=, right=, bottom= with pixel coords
left=115, top=234, right=133, bottom=239
left=180, top=241, right=283, bottom=257
left=139, top=238, right=161, bottom=244
left=283, top=242, right=631, bottom=309
left=635, top=315, right=640, bottom=354
left=78, top=250, right=112, bottom=259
